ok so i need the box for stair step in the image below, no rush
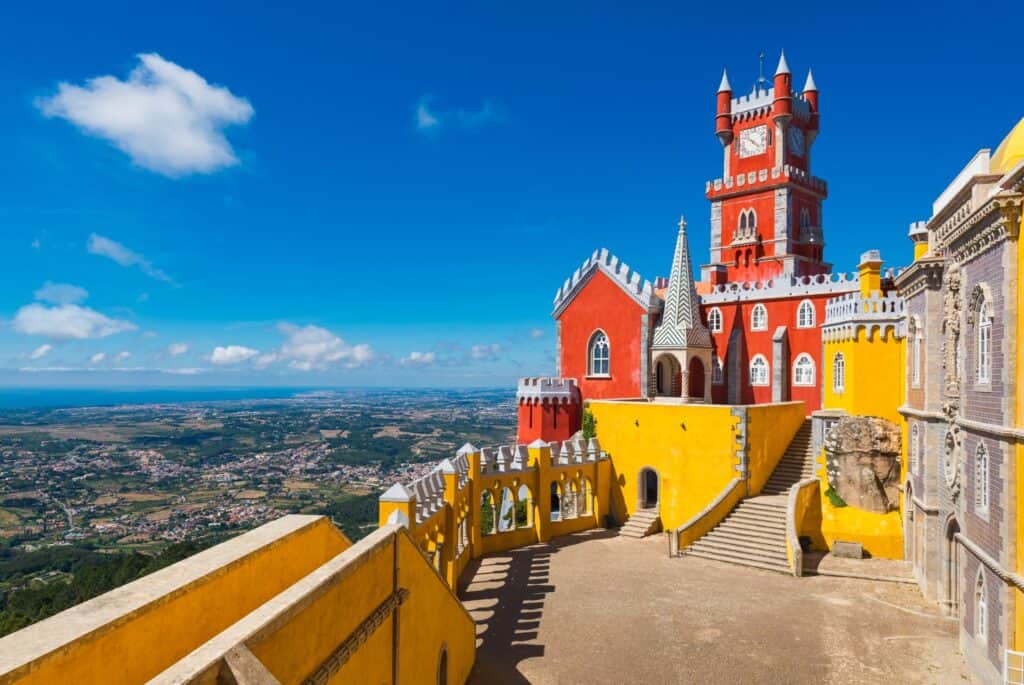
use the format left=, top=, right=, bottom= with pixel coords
left=684, top=547, right=791, bottom=570
left=726, top=511, right=786, bottom=523
left=705, top=528, right=786, bottom=544
left=689, top=540, right=788, bottom=562
left=718, top=520, right=787, bottom=534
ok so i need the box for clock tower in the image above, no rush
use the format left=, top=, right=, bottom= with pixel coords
left=703, top=52, right=828, bottom=284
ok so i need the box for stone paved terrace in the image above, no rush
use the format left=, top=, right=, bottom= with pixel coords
left=460, top=530, right=976, bottom=684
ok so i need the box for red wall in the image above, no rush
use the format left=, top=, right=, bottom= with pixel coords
left=703, top=294, right=828, bottom=412
left=558, top=270, right=648, bottom=400
left=517, top=400, right=581, bottom=444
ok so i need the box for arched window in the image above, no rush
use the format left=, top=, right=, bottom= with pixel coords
left=975, top=443, right=989, bottom=515
left=912, top=317, right=923, bottom=388
left=481, top=491, right=496, bottom=536
left=977, top=300, right=992, bottom=384
left=911, top=423, right=920, bottom=473
left=437, top=645, right=448, bottom=685
left=497, top=487, right=515, bottom=532
left=832, top=352, right=845, bottom=393
left=707, top=307, right=723, bottom=333
left=516, top=484, right=533, bottom=528
left=549, top=482, right=561, bottom=521
left=800, top=208, right=811, bottom=232
left=751, top=304, right=768, bottom=331
left=712, top=357, right=724, bottom=385
left=749, top=355, right=769, bottom=386
left=588, top=331, right=610, bottom=376
left=797, top=300, right=815, bottom=328
left=975, top=571, right=987, bottom=642
left=793, top=354, right=815, bottom=386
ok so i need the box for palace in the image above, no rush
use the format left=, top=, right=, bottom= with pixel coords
left=1, top=56, right=1022, bottom=685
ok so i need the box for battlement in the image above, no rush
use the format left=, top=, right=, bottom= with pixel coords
left=700, top=271, right=861, bottom=304
left=516, top=377, right=581, bottom=404
left=822, top=291, right=906, bottom=342
left=730, top=86, right=812, bottom=120
left=552, top=247, right=661, bottom=317
left=706, top=163, right=827, bottom=199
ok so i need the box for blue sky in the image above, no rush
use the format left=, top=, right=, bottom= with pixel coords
left=1, top=1, right=1021, bottom=388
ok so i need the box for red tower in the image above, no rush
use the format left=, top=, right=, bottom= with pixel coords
left=703, top=53, right=826, bottom=285
left=516, top=377, right=582, bottom=444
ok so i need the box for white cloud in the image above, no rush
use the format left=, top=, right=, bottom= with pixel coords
left=210, top=345, right=259, bottom=365
left=31, top=238, right=41, bottom=249
left=457, top=100, right=499, bottom=128
left=13, top=303, right=136, bottom=340
left=530, top=328, right=545, bottom=340
left=87, top=233, right=173, bottom=283
left=168, top=342, right=189, bottom=356
left=29, top=344, right=53, bottom=360
left=114, top=351, right=131, bottom=362
left=470, top=343, right=502, bottom=361
left=416, top=99, right=440, bottom=130
left=37, top=53, right=253, bottom=177
left=34, top=281, right=88, bottom=305
left=415, top=96, right=501, bottom=134
left=272, top=323, right=375, bottom=371
left=166, top=367, right=203, bottom=375
left=401, top=351, right=436, bottom=366
left=89, top=352, right=106, bottom=365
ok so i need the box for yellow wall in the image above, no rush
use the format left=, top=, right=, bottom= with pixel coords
left=1016, top=218, right=1024, bottom=651
left=676, top=478, right=744, bottom=550
left=823, top=328, right=905, bottom=424
left=0, top=517, right=350, bottom=685
left=588, top=401, right=804, bottom=531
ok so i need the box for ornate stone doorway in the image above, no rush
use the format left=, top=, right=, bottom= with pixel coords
left=654, top=355, right=681, bottom=397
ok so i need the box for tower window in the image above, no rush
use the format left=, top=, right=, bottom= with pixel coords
left=588, top=331, right=610, bottom=376
left=912, top=317, right=923, bottom=388
left=977, top=300, right=992, bottom=384
left=797, top=300, right=815, bottom=328
left=832, top=352, right=845, bottom=393
left=707, top=307, right=723, bottom=333
left=792, top=354, right=815, bottom=386
left=751, top=304, right=768, bottom=331
left=712, top=357, right=724, bottom=385
left=975, top=443, right=989, bottom=515
left=749, top=355, right=770, bottom=386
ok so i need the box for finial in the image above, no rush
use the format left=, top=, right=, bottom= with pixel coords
left=678, top=214, right=687, bottom=232
left=757, top=51, right=766, bottom=89
left=775, top=49, right=791, bottom=76
left=803, top=68, right=818, bottom=92
left=717, top=69, right=732, bottom=93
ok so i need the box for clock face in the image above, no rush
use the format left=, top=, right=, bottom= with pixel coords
left=738, top=125, right=767, bottom=158
left=788, top=127, right=805, bottom=157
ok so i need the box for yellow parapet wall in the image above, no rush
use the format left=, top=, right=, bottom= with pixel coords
left=0, top=516, right=350, bottom=685
left=588, top=400, right=805, bottom=531
left=823, top=327, right=905, bottom=425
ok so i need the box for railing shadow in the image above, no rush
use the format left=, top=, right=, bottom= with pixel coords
left=459, top=529, right=618, bottom=684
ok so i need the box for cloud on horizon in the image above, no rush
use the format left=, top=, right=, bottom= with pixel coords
left=37, top=53, right=254, bottom=177
left=13, top=303, right=137, bottom=340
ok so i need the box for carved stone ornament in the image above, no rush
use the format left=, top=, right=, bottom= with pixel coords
left=941, top=265, right=962, bottom=399
left=943, top=426, right=962, bottom=500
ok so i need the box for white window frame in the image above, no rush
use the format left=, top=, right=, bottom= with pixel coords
left=707, top=307, right=723, bottom=333
left=792, top=353, right=815, bottom=387
left=749, top=354, right=770, bottom=387
left=832, top=352, right=845, bottom=393
left=975, top=443, right=989, bottom=516
left=588, top=330, right=610, bottom=377
left=712, top=357, right=724, bottom=385
left=912, top=320, right=923, bottom=388
left=797, top=300, right=815, bottom=328
left=751, top=304, right=768, bottom=331
left=977, top=301, right=992, bottom=385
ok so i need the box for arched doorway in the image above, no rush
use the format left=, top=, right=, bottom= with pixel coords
left=944, top=516, right=961, bottom=617
left=638, top=468, right=659, bottom=510
left=654, top=355, right=681, bottom=397
left=688, top=357, right=705, bottom=400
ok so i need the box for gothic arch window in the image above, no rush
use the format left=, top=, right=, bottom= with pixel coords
left=736, top=208, right=758, bottom=241
left=832, top=352, right=845, bottom=393
left=588, top=330, right=610, bottom=376
left=975, top=443, right=989, bottom=516
left=911, top=423, right=920, bottom=473
left=793, top=353, right=815, bottom=386
left=800, top=208, right=811, bottom=232
left=749, top=354, right=770, bottom=386
left=976, top=300, right=992, bottom=384
left=712, top=357, right=724, bottom=385
left=975, top=570, right=988, bottom=642
left=797, top=300, right=815, bottom=328
left=751, top=304, right=768, bottom=331
left=707, top=307, right=723, bottom=333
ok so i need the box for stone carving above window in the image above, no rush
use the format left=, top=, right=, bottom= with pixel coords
left=941, top=265, right=962, bottom=401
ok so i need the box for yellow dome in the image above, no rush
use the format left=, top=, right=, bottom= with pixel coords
left=991, top=117, right=1024, bottom=174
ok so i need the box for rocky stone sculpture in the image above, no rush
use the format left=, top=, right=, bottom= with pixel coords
left=823, top=416, right=902, bottom=513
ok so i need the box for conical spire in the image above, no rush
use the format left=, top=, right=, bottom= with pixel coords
left=717, top=69, right=732, bottom=93
left=652, top=216, right=712, bottom=349
left=803, top=68, right=817, bottom=92
left=775, top=50, right=791, bottom=76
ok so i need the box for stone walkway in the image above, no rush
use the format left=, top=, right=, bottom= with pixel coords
left=460, top=530, right=975, bottom=684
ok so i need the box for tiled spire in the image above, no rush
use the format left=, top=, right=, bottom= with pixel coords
left=652, top=216, right=712, bottom=349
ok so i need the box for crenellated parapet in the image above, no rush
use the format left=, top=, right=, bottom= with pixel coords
left=706, top=163, right=827, bottom=199
left=700, top=270, right=861, bottom=304
left=552, top=248, right=661, bottom=317
left=516, top=377, right=581, bottom=405
left=821, top=291, right=906, bottom=342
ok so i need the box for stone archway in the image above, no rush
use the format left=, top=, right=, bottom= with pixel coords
left=688, top=357, right=705, bottom=400
left=654, top=354, right=682, bottom=397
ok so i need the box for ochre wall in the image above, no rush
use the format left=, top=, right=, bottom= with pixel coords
left=746, top=402, right=808, bottom=495
left=823, top=327, right=905, bottom=424
left=557, top=269, right=648, bottom=399
left=0, top=517, right=350, bottom=685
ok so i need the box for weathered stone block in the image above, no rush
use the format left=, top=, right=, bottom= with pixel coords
left=832, top=540, right=863, bottom=559
left=823, top=416, right=902, bottom=514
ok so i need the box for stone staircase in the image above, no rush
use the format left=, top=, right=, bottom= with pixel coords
left=619, top=508, right=661, bottom=539
left=682, top=419, right=816, bottom=574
